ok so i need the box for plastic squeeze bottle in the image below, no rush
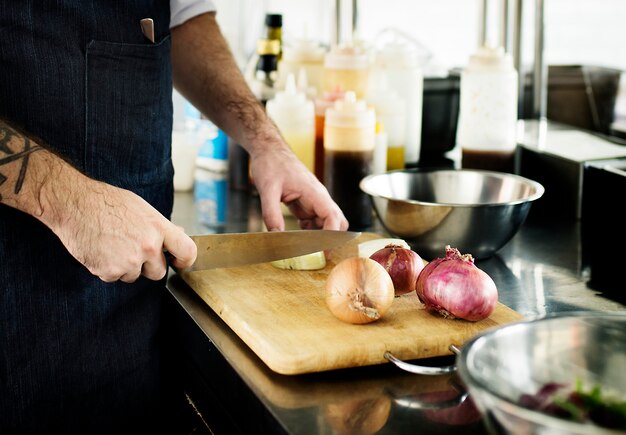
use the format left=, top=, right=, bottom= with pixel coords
left=323, top=43, right=370, bottom=99
left=264, top=13, right=283, bottom=60
left=266, top=73, right=316, bottom=173
left=314, top=88, right=345, bottom=181
left=367, top=74, right=407, bottom=171
left=324, top=91, right=376, bottom=230
left=372, top=39, right=423, bottom=167
left=278, top=37, right=326, bottom=96
left=456, top=45, right=518, bottom=173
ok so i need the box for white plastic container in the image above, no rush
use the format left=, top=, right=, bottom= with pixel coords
left=266, top=74, right=316, bottom=173
left=171, top=89, right=204, bottom=191
left=371, top=40, right=423, bottom=167
left=171, top=130, right=202, bottom=191
left=456, top=45, right=518, bottom=173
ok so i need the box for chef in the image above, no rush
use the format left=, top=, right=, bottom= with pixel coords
left=0, top=1, right=347, bottom=433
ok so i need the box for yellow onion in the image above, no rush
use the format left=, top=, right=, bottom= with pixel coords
left=325, top=257, right=395, bottom=324
left=416, top=245, right=498, bottom=321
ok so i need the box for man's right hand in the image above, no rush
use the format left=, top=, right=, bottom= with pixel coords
left=1, top=120, right=196, bottom=283
left=53, top=179, right=197, bottom=283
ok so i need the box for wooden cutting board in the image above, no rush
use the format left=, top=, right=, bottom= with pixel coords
left=180, top=232, right=523, bottom=375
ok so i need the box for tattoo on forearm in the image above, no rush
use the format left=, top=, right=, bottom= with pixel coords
left=0, top=124, right=43, bottom=200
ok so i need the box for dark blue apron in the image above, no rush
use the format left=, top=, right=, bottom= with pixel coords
left=0, top=2, right=180, bottom=433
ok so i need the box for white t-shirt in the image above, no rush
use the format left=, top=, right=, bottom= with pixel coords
left=170, top=0, right=216, bottom=28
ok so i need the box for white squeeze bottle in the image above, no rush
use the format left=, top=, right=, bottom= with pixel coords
left=367, top=74, right=407, bottom=171
left=457, top=45, right=518, bottom=173
left=372, top=39, right=423, bottom=167
left=266, top=73, right=316, bottom=173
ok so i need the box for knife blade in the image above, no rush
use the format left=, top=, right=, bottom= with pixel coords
left=184, top=230, right=361, bottom=272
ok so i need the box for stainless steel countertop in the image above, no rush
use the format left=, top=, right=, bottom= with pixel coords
left=166, top=183, right=626, bottom=434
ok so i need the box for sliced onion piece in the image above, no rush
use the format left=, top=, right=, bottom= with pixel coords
left=271, top=251, right=326, bottom=270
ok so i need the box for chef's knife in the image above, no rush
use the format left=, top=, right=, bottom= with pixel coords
left=183, top=230, right=361, bottom=272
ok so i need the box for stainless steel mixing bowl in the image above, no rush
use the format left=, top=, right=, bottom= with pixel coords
left=456, top=311, right=626, bottom=434
left=359, top=169, right=544, bottom=260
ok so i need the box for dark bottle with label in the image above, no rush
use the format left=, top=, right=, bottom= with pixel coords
left=252, top=39, right=280, bottom=105
left=264, top=13, right=282, bottom=60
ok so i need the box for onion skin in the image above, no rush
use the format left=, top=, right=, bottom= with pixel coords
left=325, top=257, right=395, bottom=324
left=415, top=246, right=498, bottom=321
left=370, top=244, right=425, bottom=296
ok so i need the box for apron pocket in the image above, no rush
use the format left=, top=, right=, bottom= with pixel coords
left=85, top=36, right=173, bottom=189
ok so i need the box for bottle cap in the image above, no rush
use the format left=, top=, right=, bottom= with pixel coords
left=325, top=91, right=376, bottom=128
left=266, top=73, right=314, bottom=125
left=265, top=13, right=282, bottom=28
left=315, top=88, right=345, bottom=116
left=283, top=38, right=326, bottom=63
left=324, top=43, right=369, bottom=70
left=374, top=41, right=420, bottom=69
left=466, top=45, right=514, bottom=71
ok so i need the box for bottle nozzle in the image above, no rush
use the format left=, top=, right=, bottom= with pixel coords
left=297, top=68, right=308, bottom=93
left=285, top=73, right=297, bottom=95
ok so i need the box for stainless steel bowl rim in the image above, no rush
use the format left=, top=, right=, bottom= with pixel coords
left=457, top=311, right=626, bottom=435
left=360, top=169, right=545, bottom=207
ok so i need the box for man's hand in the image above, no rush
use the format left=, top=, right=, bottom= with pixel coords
left=0, top=119, right=196, bottom=283
left=52, top=179, right=197, bottom=283
left=250, top=144, right=348, bottom=232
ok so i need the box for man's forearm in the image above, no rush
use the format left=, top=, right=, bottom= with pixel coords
left=0, top=119, right=82, bottom=227
left=170, top=12, right=284, bottom=157
left=0, top=121, right=44, bottom=200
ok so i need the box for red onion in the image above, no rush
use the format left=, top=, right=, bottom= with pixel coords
left=370, top=244, right=425, bottom=296
left=415, top=245, right=498, bottom=321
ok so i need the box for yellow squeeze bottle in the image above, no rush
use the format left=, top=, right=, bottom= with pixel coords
left=266, top=73, right=316, bottom=173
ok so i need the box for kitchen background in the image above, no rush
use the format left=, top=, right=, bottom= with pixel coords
left=173, top=0, right=626, bottom=226
left=213, top=0, right=626, bottom=74
left=209, top=0, right=626, bottom=135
